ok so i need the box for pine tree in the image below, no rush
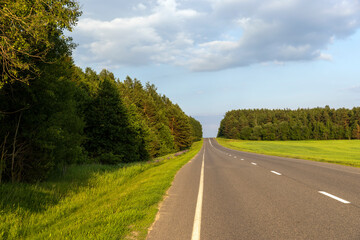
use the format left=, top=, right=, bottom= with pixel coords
left=84, top=77, right=140, bottom=163
left=217, top=106, right=360, bottom=141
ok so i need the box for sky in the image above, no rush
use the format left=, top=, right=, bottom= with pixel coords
left=69, top=0, right=360, bottom=137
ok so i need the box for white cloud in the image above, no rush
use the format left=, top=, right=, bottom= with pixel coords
left=72, top=0, right=360, bottom=71
left=133, top=3, right=147, bottom=11
left=318, top=53, right=333, bottom=61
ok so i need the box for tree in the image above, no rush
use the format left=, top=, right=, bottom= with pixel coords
left=168, top=105, right=192, bottom=150
left=240, top=126, right=252, bottom=139
left=189, top=116, right=203, bottom=142
left=1, top=1, right=201, bottom=182
left=278, top=121, right=289, bottom=140
left=119, top=77, right=172, bottom=157
left=0, top=56, right=85, bottom=182
left=251, top=125, right=262, bottom=140
left=351, top=121, right=360, bottom=139
left=262, top=122, right=276, bottom=140
left=0, top=0, right=81, bottom=88
left=118, top=76, right=196, bottom=155
left=217, top=106, right=360, bottom=141
left=84, top=76, right=140, bottom=163
left=0, top=0, right=82, bottom=182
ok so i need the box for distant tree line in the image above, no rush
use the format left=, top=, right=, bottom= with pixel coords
left=0, top=0, right=202, bottom=183
left=218, top=107, right=360, bottom=141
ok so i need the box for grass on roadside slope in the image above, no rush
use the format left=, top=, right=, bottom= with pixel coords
left=216, top=138, right=360, bottom=167
left=0, top=140, right=203, bottom=240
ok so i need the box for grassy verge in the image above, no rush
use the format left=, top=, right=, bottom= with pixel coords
left=0, top=140, right=203, bottom=240
left=216, top=138, right=360, bottom=168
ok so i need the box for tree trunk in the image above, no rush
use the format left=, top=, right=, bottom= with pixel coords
left=0, top=133, right=9, bottom=184
left=11, top=112, right=22, bottom=183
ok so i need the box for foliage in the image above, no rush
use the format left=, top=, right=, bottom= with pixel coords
left=218, top=106, right=360, bottom=141
left=0, top=61, right=202, bottom=182
left=0, top=0, right=202, bottom=183
left=167, top=104, right=192, bottom=150
left=118, top=77, right=201, bottom=155
left=0, top=55, right=85, bottom=182
left=0, top=0, right=83, bottom=182
left=84, top=74, right=143, bottom=163
left=216, top=138, right=360, bottom=167
left=0, top=140, right=203, bottom=239
left=189, top=116, right=203, bottom=142
left=0, top=0, right=81, bottom=87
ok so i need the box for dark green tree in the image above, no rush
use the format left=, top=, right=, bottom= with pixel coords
left=168, top=105, right=192, bottom=150
left=84, top=76, right=141, bottom=164
left=189, top=116, right=203, bottom=142
left=218, top=106, right=360, bottom=141
left=0, top=56, right=84, bottom=182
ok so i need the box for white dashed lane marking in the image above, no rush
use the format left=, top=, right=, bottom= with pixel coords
left=271, top=171, right=282, bottom=176
left=212, top=142, right=353, bottom=207
left=318, top=191, right=350, bottom=204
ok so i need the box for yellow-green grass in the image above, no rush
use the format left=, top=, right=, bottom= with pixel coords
left=216, top=138, right=360, bottom=167
left=0, top=140, right=203, bottom=240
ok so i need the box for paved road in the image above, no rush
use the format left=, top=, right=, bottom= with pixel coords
left=147, top=138, right=360, bottom=240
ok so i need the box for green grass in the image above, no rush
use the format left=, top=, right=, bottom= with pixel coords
left=0, top=140, right=203, bottom=240
left=216, top=138, right=360, bottom=167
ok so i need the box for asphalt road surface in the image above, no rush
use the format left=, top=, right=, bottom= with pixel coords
left=147, top=138, right=360, bottom=240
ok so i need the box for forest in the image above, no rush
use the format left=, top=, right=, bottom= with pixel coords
left=0, top=0, right=202, bottom=183
left=218, top=107, right=360, bottom=140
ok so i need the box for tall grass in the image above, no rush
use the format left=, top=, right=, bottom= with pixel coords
left=216, top=138, right=360, bottom=167
left=0, top=140, right=203, bottom=239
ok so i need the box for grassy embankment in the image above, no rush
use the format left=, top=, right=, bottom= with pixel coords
left=216, top=138, right=360, bottom=168
left=0, top=140, right=203, bottom=240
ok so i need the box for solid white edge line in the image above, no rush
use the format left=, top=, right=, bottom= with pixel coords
left=271, top=171, right=282, bottom=176
left=251, top=162, right=257, bottom=165
left=318, top=191, right=350, bottom=204
left=191, top=149, right=205, bottom=240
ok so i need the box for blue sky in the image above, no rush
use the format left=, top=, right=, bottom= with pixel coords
left=69, top=0, right=360, bottom=137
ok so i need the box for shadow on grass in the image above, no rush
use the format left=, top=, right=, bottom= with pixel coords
left=0, top=164, right=122, bottom=213
left=0, top=153, right=178, bottom=214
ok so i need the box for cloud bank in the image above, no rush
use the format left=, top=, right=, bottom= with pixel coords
left=72, top=0, right=360, bottom=71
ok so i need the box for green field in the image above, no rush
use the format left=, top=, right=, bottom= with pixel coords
left=0, top=140, right=203, bottom=240
left=216, top=138, right=360, bottom=167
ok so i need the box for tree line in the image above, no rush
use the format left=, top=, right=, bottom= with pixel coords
left=218, top=107, right=360, bottom=141
left=0, top=0, right=202, bottom=183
